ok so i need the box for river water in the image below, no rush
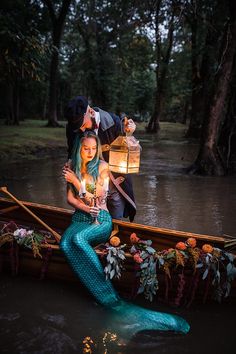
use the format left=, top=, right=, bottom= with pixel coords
left=0, top=131, right=236, bottom=353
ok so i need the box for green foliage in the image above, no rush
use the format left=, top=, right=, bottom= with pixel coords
left=0, top=0, right=234, bottom=164
left=104, top=244, right=126, bottom=280
left=0, top=1, right=51, bottom=83
left=138, top=254, right=159, bottom=302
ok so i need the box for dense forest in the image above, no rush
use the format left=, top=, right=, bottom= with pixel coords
left=0, top=0, right=235, bottom=175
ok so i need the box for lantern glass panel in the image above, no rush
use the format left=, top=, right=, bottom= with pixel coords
left=127, top=151, right=140, bottom=173
left=109, top=135, right=141, bottom=174
left=109, top=150, right=128, bottom=173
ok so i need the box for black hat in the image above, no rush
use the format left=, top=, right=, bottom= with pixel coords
left=65, top=96, right=88, bottom=128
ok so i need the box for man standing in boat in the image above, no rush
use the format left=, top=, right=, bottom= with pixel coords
left=64, top=95, right=136, bottom=221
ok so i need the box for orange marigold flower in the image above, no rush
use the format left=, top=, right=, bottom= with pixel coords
left=133, top=253, right=143, bottom=264
left=186, top=237, right=197, bottom=248
left=202, top=244, right=213, bottom=254
left=110, top=236, right=121, bottom=247
left=130, top=232, right=140, bottom=244
left=176, top=242, right=187, bottom=251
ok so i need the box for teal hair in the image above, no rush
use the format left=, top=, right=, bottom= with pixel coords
left=72, top=132, right=102, bottom=182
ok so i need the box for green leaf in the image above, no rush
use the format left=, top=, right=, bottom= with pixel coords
left=196, top=263, right=203, bottom=268
left=110, top=269, right=115, bottom=279
left=140, top=262, right=148, bottom=269
left=226, top=262, right=233, bottom=274
left=202, top=268, right=209, bottom=280
left=145, top=240, right=152, bottom=246
left=146, top=246, right=155, bottom=254
left=137, top=286, right=144, bottom=294
left=224, top=282, right=231, bottom=297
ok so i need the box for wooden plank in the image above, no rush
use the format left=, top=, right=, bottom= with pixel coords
left=0, top=205, right=20, bottom=214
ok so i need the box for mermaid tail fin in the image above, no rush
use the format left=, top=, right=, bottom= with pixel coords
left=106, top=300, right=190, bottom=339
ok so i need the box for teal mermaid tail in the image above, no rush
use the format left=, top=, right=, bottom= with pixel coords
left=108, top=300, right=190, bottom=338
left=60, top=210, right=190, bottom=336
left=60, top=210, right=119, bottom=306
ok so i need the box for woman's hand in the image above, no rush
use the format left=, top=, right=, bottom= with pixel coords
left=89, top=206, right=100, bottom=217
left=63, top=167, right=78, bottom=185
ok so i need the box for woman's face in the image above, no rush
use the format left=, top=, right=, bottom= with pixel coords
left=80, top=137, right=97, bottom=163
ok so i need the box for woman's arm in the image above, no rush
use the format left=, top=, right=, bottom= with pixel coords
left=63, top=167, right=81, bottom=192
left=67, top=187, right=90, bottom=213
left=67, top=187, right=100, bottom=217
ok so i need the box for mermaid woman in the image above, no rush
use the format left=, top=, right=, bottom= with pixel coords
left=61, top=131, right=190, bottom=338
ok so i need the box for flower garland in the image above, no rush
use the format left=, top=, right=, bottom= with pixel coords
left=1, top=221, right=236, bottom=306
left=104, top=234, right=236, bottom=305
left=0, top=221, right=51, bottom=258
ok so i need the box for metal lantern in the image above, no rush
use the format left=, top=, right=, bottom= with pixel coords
left=109, top=135, right=141, bottom=174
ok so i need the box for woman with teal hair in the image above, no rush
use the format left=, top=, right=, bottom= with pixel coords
left=61, top=131, right=190, bottom=338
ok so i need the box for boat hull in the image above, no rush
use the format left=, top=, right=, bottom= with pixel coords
left=0, top=197, right=235, bottom=304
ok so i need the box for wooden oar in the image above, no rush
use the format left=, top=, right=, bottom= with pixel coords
left=0, top=186, right=61, bottom=243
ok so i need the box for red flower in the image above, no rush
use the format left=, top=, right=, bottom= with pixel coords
left=133, top=253, right=143, bottom=264
left=176, top=242, right=187, bottom=251
left=110, top=236, right=121, bottom=247
left=186, top=237, right=197, bottom=248
left=130, top=233, right=140, bottom=244
left=202, top=244, right=213, bottom=254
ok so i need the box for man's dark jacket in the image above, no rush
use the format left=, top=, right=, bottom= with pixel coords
left=66, top=107, right=136, bottom=221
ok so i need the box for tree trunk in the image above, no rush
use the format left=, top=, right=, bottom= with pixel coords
left=43, top=0, right=71, bottom=127
left=186, top=13, right=202, bottom=138
left=186, top=0, right=229, bottom=139
left=147, top=1, right=174, bottom=133
left=47, top=47, right=59, bottom=126
left=13, top=79, right=20, bottom=125
left=188, top=2, right=236, bottom=175
left=5, top=81, right=20, bottom=125
left=219, top=59, right=236, bottom=172
left=182, top=100, right=189, bottom=124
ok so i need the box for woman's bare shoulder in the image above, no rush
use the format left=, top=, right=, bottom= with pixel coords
left=99, top=160, right=109, bottom=177
left=99, top=160, right=108, bottom=170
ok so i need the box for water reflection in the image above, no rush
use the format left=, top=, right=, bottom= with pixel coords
left=1, top=274, right=236, bottom=354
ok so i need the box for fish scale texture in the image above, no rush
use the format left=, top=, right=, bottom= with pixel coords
left=60, top=210, right=190, bottom=336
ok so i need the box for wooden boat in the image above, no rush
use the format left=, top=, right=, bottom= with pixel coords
left=0, top=196, right=235, bottom=305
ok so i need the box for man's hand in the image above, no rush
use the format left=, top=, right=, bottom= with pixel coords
left=64, top=160, right=72, bottom=169
left=124, top=117, right=136, bottom=135
left=126, top=119, right=136, bottom=135
left=63, top=167, right=77, bottom=184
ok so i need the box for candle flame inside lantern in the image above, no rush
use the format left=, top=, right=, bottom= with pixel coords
left=108, top=135, right=141, bottom=174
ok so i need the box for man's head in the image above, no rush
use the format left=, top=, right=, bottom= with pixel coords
left=65, top=95, right=96, bottom=131
left=65, top=96, right=89, bottom=129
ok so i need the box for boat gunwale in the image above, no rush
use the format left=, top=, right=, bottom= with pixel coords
left=0, top=196, right=229, bottom=246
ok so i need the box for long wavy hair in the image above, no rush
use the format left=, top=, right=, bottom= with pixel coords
left=72, top=131, right=103, bottom=182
